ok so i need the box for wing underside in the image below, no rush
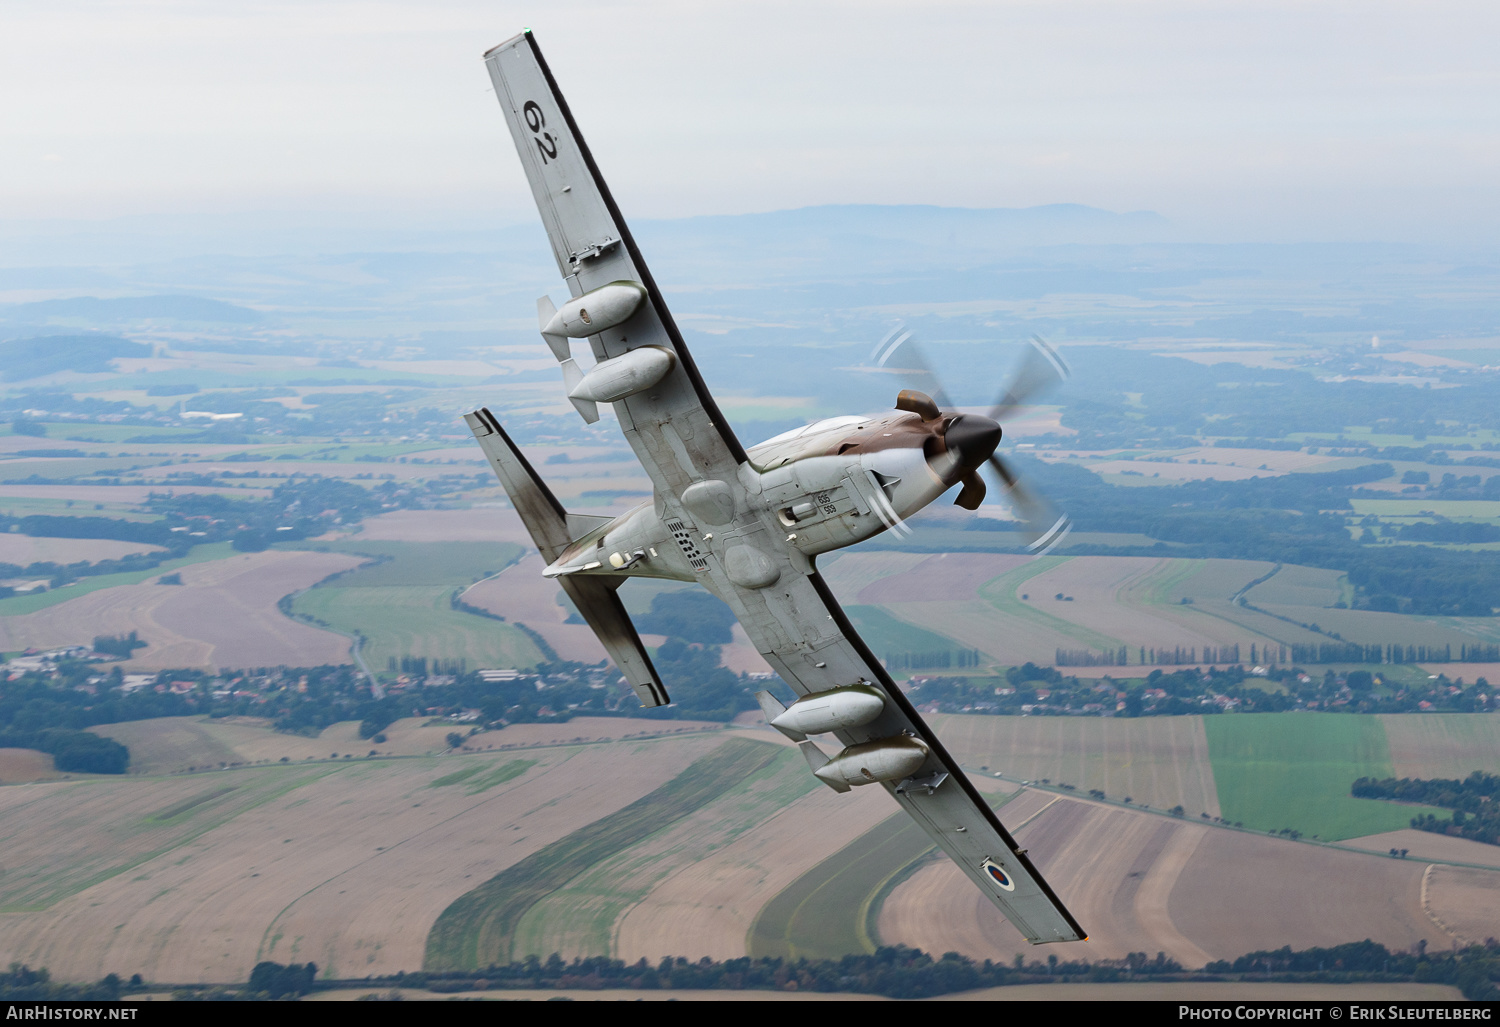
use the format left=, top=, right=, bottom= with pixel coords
left=727, top=566, right=1086, bottom=944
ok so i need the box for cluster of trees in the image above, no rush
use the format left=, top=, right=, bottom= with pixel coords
left=1354, top=771, right=1500, bottom=846
left=158, top=939, right=1495, bottom=1000
left=1204, top=940, right=1498, bottom=1000
left=902, top=664, right=1493, bottom=718
left=0, top=964, right=127, bottom=1000
left=93, top=631, right=147, bottom=658
left=406, top=946, right=1181, bottom=999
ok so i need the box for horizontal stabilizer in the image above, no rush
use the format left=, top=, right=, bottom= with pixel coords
left=559, top=575, right=669, bottom=708
left=464, top=408, right=570, bottom=561
left=465, top=407, right=669, bottom=709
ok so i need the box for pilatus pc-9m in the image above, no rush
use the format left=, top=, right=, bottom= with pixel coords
left=467, top=30, right=1085, bottom=945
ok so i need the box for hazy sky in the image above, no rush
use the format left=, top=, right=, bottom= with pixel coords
left=4, top=1, right=1498, bottom=242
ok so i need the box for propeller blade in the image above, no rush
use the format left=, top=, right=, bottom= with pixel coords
left=869, top=326, right=952, bottom=409
left=953, top=470, right=986, bottom=510
left=988, top=335, right=1070, bottom=422
left=987, top=454, right=1072, bottom=555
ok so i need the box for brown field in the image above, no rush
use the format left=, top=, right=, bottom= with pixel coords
left=613, top=770, right=894, bottom=962
left=510, top=742, right=818, bottom=961
left=878, top=792, right=1453, bottom=967
left=1016, top=557, right=1273, bottom=653
left=0, top=484, right=272, bottom=503
left=462, top=555, right=612, bottom=662
left=1079, top=447, right=1344, bottom=483
left=1422, top=865, right=1500, bottom=946
left=303, top=981, right=1463, bottom=1001
left=1380, top=714, right=1500, bottom=779
left=0, top=550, right=362, bottom=670
left=0, top=535, right=163, bottom=565
left=0, top=732, right=729, bottom=982
left=854, top=553, right=1032, bottom=604
left=929, top=714, right=1221, bottom=816
left=888, top=599, right=1077, bottom=667
left=139, top=461, right=466, bottom=483
left=819, top=551, right=939, bottom=600
left=90, top=716, right=731, bottom=775
left=0, top=749, right=57, bottom=785
left=1342, top=829, right=1500, bottom=871
left=345, top=508, right=534, bottom=544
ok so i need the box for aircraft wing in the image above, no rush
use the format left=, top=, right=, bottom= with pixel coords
left=713, top=559, right=1086, bottom=944
left=484, top=30, right=1081, bottom=945
left=483, top=31, right=748, bottom=501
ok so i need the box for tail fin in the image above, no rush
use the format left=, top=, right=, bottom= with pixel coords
left=464, top=407, right=668, bottom=708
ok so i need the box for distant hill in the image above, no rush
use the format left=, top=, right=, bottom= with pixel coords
left=0, top=294, right=263, bottom=326
left=632, top=203, right=1175, bottom=283
left=0, top=335, right=150, bottom=381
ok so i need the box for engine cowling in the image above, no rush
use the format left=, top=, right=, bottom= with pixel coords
left=770, top=685, right=885, bottom=737
left=542, top=281, right=648, bottom=338
left=804, top=736, right=930, bottom=792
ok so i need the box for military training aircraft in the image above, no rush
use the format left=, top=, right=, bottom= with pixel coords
left=466, top=30, right=1086, bottom=945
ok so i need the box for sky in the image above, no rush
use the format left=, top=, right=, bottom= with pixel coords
left=3, top=0, right=1499, bottom=243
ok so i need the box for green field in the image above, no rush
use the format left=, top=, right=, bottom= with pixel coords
left=845, top=605, right=974, bottom=664
left=285, top=540, right=535, bottom=673
left=508, top=745, right=814, bottom=960
left=291, top=585, right=543, bottom=672
left=290, top=540, right=524, bottom=588
left=423, top=737, right=784, bottom=970
left=748, top=812, right=935, bottom=960
left=0, top=542, right=235, bottom=616
left=0, top=764, right=335, bottom=913
left=977, top=558, right=1127, bottom=651
left=1351, top=499, right=1500, bottom=522
left=1203, top=714, right=1437, bottom=841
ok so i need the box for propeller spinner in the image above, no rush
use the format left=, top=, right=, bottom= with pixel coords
left=875, top=329, right=1073, bottom=554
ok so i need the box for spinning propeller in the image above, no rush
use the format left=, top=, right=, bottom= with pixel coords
left=872, top=328, right=1073, bottom=555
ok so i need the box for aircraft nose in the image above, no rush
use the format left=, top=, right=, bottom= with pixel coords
left=944, top=414, right=1001, bottom=469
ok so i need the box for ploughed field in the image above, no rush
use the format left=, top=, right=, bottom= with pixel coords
left=821, top=551, right=1500, bottom=674
left=3, top=713, right=1498, bottom=984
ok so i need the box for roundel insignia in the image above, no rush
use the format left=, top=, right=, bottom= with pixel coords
left=981, top=858, right=1015, bottom=892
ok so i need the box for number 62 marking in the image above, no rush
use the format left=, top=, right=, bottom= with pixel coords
left=523, top=100, right=558, bottom=163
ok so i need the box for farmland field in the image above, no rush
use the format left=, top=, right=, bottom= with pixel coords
left=930, top=714, right=1222, bottom=815
left=291, top=585, right=544, bottom=672
left=1378, top=714, right=1500, bottom=779
left=424, top=737, right=786, bottom=969
left=0, top=542, right=240, bottom=617
left=0, top=547, right=363, bottom=669
left=0, top=535, right=164, bottom=565
left=749, top=812, right=930, bottom=960
left=877, top=790, right=1455, bottom=967
left=0, top=728, right=731, bottom=982
left=843, top=605, right=973, bottom=666
left=508, top=742, right=814, bottom=961
left=1202, top=714, right=1431, bottom=840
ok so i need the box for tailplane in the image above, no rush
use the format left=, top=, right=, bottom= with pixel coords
left=463, top=407, right=668, bottom=707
